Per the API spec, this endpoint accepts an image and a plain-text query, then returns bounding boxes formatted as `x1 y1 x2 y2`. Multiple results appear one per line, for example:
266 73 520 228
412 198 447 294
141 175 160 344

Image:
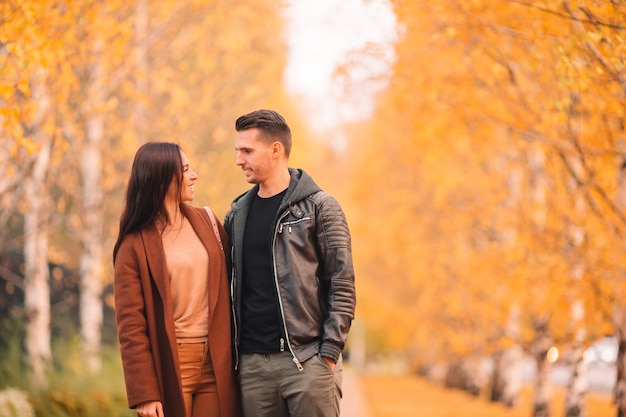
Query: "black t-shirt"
239 189 287 353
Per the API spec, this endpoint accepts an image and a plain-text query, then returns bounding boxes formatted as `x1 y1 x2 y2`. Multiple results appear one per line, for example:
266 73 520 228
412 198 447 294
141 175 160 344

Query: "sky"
283 0 397 134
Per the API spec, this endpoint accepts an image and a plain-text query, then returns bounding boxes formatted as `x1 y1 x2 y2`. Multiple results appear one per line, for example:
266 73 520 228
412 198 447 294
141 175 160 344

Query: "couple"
113 109 356 417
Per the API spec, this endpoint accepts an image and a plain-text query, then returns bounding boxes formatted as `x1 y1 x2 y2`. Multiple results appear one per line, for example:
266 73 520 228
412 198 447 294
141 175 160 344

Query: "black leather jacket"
224 168 356 369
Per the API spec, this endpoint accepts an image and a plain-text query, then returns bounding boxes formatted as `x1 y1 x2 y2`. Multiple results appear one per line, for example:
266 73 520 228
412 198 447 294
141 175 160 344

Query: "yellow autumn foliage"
347 0 626 368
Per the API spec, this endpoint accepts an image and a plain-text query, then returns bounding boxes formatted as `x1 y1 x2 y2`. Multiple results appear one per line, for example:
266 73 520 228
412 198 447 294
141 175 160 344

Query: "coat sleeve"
114 236 161 408
316 193 356 362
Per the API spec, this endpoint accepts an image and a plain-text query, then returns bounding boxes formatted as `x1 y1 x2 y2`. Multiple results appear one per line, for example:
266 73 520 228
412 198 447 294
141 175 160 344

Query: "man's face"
235 128 274 185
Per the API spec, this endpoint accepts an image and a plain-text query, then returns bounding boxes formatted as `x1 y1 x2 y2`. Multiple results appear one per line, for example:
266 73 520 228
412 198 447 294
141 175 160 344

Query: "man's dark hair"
235 109 292 157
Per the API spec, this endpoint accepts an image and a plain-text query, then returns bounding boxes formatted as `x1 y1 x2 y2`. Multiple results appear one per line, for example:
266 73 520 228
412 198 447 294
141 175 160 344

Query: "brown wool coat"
114 204 241 417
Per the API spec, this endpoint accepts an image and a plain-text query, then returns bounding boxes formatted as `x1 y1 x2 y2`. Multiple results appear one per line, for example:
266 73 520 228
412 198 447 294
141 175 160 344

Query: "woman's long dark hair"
113 142 183 262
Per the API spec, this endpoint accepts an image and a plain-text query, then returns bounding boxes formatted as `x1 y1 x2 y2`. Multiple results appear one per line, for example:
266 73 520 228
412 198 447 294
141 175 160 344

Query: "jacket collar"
230 168 322 214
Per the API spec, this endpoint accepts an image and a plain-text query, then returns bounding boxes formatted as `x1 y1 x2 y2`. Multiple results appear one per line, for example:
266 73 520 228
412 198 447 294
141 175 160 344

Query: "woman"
113 142 241 417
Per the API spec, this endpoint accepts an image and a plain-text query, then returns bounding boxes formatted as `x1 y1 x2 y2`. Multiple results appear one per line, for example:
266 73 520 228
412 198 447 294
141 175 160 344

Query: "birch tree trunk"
444 356 484 396
528 146 553 417
490 142 523 407
349 320 367 373
532 318 553 417
80 38 105 374
491 305 522 407
564 98 588 417
615 309 626 417
23 70 52 387
134 0 148 144
566 306 588 417
24 154 51 386
614 140 626 417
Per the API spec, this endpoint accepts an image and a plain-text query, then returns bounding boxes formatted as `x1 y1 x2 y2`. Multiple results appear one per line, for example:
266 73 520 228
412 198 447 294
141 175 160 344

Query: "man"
224 109 356 417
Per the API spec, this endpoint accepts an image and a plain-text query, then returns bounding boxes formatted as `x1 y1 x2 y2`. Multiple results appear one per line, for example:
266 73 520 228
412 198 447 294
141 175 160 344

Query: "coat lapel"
182 204 224 326
140 225 179 362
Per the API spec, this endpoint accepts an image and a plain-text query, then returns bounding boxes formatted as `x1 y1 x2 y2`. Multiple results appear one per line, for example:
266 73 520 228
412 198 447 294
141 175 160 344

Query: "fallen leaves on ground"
361 373 614 417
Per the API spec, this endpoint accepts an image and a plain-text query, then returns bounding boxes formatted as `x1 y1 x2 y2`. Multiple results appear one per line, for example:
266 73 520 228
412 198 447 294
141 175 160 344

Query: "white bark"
566 310 588 417
491 304 522 407
134 0 149 143
528 147 553 417
490 141 523 407
349 320 367 373
79 38 105 373
614 140 626 417
80 125 104 373
564 108 588 417
444 356 485 396
24 168 51 386
23 70 52 386
614 308 626 417
531 317 553 417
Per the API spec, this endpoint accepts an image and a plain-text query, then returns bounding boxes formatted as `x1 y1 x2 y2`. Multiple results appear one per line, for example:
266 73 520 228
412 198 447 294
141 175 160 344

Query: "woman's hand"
136 400 164 417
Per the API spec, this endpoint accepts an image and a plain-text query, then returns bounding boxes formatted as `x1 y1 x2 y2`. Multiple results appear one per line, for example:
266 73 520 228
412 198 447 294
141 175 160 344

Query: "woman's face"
166 150 198 203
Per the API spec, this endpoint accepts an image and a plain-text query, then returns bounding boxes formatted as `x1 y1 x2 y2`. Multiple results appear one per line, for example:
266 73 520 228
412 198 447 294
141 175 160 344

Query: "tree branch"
563 0 626 89
508 0 626 30
0 263 23 291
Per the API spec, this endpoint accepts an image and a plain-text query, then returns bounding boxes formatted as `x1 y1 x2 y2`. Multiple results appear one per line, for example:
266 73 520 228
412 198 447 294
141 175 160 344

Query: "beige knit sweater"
161 215 209 342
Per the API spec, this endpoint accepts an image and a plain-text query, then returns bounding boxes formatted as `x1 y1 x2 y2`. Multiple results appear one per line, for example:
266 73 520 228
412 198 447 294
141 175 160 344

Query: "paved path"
341 368 371 417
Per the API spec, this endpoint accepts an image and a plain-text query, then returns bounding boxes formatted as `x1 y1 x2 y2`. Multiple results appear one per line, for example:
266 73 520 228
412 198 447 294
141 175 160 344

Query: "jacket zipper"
274 209 304 371
278 217 312 233
231 243 240 370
